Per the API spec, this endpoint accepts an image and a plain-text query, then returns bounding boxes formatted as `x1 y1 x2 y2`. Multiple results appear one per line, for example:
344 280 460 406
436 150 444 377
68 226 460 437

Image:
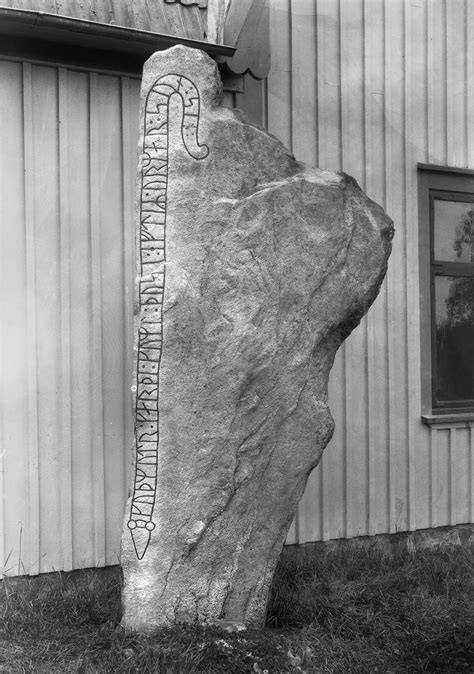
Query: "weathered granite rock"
120 44 393 632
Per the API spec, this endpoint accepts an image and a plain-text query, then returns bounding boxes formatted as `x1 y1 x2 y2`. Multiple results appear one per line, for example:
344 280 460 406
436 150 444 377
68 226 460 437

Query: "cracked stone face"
120 44 393 632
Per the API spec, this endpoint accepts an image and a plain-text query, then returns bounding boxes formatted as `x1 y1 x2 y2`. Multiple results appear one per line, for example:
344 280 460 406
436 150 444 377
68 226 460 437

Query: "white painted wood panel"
67 68 95 569
406 1 430 534
0 58 139 576
58 66 74 572
340 0 368 540
365 0 390 536
266 0 474 544
0 60 31 575
23 62 41 574
293 0 325 544
1 0 474 575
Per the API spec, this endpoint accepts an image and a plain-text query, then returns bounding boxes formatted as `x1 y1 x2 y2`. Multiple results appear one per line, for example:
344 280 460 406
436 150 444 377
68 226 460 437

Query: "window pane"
433 199 474 262
434 275 474 405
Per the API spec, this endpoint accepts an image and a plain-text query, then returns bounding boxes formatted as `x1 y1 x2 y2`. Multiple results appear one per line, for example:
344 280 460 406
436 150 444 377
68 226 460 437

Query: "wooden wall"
265 0 473 544
0 56 271 578
1 0 473 577
0 0 207 40
0 57 139 575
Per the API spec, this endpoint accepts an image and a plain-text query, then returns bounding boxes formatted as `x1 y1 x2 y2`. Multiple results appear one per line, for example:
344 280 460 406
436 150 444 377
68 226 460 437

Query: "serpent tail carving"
127 74 209 560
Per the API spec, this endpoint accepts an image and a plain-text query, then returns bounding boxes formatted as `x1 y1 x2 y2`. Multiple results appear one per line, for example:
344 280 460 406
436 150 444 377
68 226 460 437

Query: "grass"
0 544 472 672
269 543 473 672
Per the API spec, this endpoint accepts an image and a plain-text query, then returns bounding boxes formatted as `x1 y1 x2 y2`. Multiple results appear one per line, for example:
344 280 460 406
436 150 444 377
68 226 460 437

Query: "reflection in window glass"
434 275 474 405
434 199 474 263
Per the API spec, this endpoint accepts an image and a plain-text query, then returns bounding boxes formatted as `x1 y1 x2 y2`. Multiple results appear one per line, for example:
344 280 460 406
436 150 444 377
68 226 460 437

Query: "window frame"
418 164 474 424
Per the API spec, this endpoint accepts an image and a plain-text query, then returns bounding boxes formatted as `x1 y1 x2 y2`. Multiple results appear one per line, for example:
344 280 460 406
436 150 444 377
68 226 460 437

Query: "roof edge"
0 7 235 58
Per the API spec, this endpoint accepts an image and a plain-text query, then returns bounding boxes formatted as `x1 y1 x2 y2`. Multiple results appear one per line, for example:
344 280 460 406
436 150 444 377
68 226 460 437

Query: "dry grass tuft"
0 544 472 672
268 544 474 671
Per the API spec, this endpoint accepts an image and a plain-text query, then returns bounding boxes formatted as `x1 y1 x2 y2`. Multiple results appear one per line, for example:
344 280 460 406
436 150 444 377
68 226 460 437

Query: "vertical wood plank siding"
0 60 32 575
1 0 473 574
267 0 474 544
89 70 107 568
23 62 41 574
58 67 73 571
0 58 138 574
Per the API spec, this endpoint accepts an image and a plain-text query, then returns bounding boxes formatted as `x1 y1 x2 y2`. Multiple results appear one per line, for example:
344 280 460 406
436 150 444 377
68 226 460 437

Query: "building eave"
0 7 235 60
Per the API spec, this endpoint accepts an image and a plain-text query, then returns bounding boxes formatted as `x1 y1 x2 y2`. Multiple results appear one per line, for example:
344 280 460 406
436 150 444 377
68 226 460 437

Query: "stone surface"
120 44 393 632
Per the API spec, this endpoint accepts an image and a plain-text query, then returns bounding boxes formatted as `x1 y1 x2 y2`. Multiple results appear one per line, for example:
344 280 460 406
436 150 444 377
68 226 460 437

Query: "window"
418 165 474 422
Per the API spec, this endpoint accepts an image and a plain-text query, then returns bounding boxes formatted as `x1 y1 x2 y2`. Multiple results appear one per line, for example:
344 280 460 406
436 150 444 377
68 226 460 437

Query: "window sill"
422 413 474 427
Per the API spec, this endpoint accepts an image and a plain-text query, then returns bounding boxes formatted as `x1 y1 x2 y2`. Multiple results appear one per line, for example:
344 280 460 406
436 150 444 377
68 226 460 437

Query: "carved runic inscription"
128 74 209 560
